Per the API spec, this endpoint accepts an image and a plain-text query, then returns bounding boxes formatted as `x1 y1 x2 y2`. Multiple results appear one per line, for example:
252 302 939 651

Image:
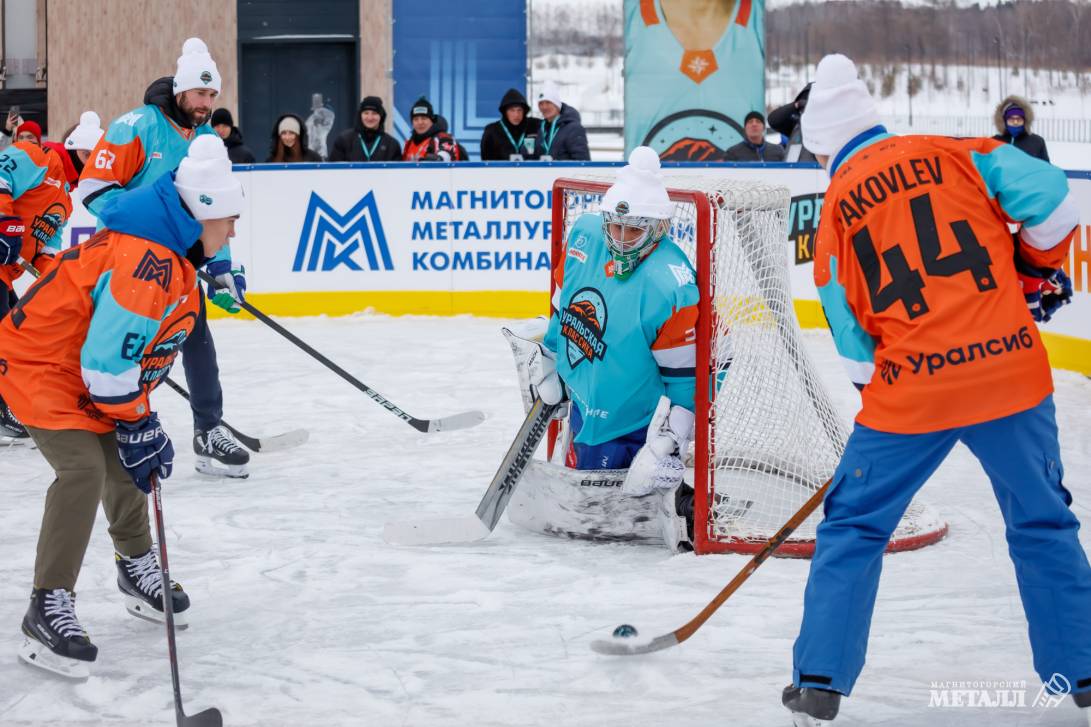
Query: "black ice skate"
116 549 191 629
658 483 695 553
194 424 250 478
783 684 841 726
1075 688 1091 726
0 393 29 440
19 588 97 679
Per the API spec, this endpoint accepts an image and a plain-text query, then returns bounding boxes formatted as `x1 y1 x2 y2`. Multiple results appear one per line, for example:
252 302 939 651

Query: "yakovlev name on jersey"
560 287 608 367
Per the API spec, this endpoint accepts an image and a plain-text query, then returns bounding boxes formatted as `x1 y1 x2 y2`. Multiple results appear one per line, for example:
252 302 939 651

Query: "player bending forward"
511 146 700 551
0 136 244 679
783 54 1090 726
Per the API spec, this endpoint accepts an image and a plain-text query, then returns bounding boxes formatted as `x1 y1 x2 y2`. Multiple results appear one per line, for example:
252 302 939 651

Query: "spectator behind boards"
328 96 402 162
767 83 816 162
402 97 462 162
993 95 1049 162
723 111 786 162
480 89 540 161
267 114 321 163
534 81 590 161
211 109 256 164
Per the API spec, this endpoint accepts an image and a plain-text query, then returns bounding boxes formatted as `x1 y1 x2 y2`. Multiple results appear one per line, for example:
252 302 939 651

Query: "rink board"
61 162 1091 373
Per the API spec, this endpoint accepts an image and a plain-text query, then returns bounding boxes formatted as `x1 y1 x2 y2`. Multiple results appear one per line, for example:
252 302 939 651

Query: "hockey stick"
383 396 562 545
150 475 223 727
15 259 306 454
197 270 486 434
591 476 832 656
159 377 308 453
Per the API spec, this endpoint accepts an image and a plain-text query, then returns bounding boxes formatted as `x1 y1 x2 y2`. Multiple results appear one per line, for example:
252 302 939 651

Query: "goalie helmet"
599 146 672 280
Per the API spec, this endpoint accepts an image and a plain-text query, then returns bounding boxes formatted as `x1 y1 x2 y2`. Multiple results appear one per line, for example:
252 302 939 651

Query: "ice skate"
657 482 695 553
0 394 29 440
18 588 97 680
1074 690 1091 725
783 685 841 726
194 424 250 478
116 549 191 629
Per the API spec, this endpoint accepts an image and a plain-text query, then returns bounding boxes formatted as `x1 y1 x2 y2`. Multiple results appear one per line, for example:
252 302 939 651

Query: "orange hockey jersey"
0 141 72 287
813 133 1077 434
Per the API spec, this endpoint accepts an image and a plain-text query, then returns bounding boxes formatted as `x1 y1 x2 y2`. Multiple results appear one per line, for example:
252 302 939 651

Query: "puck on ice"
612 624 638 639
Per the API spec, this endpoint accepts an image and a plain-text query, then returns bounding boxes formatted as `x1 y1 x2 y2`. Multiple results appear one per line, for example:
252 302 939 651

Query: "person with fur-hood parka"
992 95 1049 162
328 96 402 162
267 113 322 163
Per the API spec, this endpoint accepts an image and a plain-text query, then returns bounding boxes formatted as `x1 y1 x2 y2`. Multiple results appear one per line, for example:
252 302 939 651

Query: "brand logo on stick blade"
133 250 173 291
560 287 608 368
293 191 394 273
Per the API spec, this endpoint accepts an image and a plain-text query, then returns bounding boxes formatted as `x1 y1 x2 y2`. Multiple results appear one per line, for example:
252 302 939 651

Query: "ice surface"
1 314 1088 726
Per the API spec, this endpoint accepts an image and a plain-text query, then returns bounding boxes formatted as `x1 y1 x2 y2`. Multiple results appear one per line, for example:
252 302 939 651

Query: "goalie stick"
197 271 486 434
159 378 308 453
16 260 307 454
591 477 832 656
383 397 562 545
150 476 223 727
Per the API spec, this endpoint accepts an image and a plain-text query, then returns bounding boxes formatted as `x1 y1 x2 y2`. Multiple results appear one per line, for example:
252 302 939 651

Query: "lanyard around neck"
359 134 381 160
500 123 525 154
542 119 560 153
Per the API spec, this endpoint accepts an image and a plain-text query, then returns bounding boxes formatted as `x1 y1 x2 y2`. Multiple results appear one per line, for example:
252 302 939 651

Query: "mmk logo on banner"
293 191 394 272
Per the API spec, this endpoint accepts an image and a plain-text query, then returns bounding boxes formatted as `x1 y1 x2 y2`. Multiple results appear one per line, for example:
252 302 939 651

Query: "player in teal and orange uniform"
781 54 1091 725
0 135 244 680
0 140 73 440
78 37 252 478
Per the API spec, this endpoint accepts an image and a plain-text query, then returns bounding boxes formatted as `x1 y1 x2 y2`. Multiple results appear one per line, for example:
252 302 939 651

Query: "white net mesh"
556 175 946 555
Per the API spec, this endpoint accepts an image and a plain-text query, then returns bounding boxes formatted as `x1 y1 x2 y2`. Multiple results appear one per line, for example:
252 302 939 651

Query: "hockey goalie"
505 146 700 552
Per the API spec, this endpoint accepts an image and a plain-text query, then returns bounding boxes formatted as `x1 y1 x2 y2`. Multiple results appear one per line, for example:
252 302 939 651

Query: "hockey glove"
205 259 247 314
0 214 25 266
622 396 695 498
1017 265 1073 323
527 343 566 406
116 413 174 494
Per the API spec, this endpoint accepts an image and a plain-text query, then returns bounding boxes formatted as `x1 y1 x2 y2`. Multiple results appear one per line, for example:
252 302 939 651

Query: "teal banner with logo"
624 0 765 160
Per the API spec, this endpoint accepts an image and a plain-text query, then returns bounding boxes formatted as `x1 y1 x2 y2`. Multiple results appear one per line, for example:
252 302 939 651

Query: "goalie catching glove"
622 396 694 497
205 259 246 314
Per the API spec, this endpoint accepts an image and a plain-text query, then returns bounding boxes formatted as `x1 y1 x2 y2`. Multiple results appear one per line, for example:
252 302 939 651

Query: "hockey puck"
612 624 638 639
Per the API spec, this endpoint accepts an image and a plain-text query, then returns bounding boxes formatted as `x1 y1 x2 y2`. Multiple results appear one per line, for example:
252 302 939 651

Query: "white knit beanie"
537 81 563 110
64 111 104 151
174 135 243 220
801 54 880 159
173 37 222 94
600 146 672 219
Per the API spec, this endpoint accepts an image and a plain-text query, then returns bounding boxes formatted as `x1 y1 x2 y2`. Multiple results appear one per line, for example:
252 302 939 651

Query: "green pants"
26 426 152 591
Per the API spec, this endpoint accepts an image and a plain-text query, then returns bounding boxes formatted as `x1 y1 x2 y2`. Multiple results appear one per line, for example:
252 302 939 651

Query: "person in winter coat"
480 89 540 161
328 96 402 162
211 109 255 163
768 82 816 162
402 97 462 162
992 95 1049 162
533 81 590 161
723 111 786 162
267 114 322 163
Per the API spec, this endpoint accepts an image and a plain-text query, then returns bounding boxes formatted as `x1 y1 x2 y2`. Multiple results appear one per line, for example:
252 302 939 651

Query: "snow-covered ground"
1 315 1089 726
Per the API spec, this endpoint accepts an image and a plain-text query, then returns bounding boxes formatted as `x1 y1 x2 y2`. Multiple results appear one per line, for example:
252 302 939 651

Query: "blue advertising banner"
624 0 765 160
392 0 528 161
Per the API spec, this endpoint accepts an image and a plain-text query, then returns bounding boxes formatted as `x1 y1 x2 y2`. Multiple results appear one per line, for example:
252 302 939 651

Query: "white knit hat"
600 146 672 219
64 111 104 151
537 81 562 110
174 135 243 220
801 54 880 159
173 37 222 94
278 116 301 135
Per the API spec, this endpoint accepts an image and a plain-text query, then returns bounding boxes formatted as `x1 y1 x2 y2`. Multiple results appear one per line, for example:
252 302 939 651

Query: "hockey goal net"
550 175 948 557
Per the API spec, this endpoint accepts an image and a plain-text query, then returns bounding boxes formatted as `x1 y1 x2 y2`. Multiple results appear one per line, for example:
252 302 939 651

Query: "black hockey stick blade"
590 478 833 657
160 377 308 453
197 271 486 435
383 398 561 545
179 707 223 727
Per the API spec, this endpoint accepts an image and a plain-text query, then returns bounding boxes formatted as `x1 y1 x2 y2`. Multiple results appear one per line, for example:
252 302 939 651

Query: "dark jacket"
767 83 816 162
222 127 256 164
267 114 322 163
144 76 199 130
533 104 590 161
723 139 786 162
480 89 541 161
328 98 402 162
991 94 1049 162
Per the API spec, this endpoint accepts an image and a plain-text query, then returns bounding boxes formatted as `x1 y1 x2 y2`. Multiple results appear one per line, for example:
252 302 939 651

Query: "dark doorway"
239 41 356 161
